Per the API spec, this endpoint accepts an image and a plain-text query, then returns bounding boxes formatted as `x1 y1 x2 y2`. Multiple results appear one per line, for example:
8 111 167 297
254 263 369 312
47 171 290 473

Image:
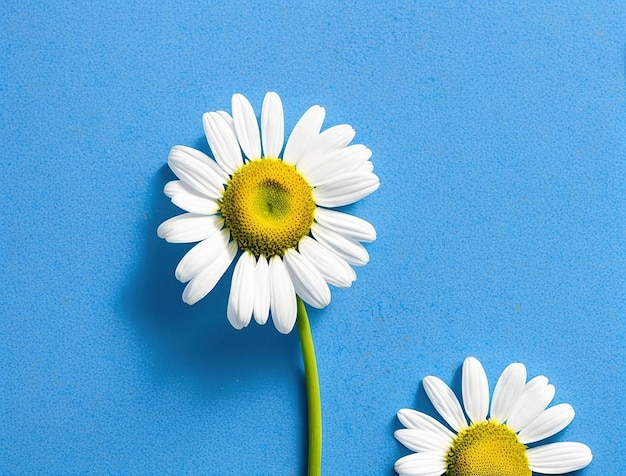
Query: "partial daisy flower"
394 357 592 476
157 92 378 334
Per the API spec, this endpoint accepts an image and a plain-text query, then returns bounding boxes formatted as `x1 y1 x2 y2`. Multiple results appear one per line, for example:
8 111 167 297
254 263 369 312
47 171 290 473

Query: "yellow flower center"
220 158 315 257
446 421 530 476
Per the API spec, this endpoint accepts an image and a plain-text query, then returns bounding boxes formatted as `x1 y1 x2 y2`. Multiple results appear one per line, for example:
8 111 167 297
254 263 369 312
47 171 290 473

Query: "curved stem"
296 297 322 476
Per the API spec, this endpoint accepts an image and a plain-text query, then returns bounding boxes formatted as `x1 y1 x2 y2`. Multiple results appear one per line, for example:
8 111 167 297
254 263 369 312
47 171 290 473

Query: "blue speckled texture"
1 1 624 474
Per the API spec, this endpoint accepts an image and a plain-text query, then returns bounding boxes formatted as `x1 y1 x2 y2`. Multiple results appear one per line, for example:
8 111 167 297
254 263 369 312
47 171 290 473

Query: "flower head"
394 357 592 476
158 92 379 334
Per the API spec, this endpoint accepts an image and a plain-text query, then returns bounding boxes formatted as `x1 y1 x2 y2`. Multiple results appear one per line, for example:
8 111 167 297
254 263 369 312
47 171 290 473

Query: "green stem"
296 297 322 476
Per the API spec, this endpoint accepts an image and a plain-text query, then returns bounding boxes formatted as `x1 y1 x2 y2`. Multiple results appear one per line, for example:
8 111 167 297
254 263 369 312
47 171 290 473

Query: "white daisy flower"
394 357 593 476
157 92 379 334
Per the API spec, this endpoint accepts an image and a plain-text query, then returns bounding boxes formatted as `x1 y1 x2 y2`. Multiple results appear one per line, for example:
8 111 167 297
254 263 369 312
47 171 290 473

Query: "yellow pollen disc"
220 158 315 258
446 421 530 476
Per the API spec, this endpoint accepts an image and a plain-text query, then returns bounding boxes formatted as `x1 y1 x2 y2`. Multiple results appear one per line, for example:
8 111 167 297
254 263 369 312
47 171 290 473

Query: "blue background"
1 1 624 474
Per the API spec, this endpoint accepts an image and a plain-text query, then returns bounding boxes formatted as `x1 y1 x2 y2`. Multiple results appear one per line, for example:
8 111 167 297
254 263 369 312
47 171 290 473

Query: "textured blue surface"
1 1 624 474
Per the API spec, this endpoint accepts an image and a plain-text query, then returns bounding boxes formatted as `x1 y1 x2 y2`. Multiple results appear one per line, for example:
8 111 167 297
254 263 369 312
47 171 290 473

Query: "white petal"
396 409 456 441
422 376 467 432
302 144 372 186
283 249 331 309
314 208 376 242
226 252 255 330
338 143 372 163
164 181 219 215
394 452 447 476
359 160 375 172
306 124 355 156
232 93 261 160
462 357 489 423
506 376 555 432
253 255 270 325
296 124 356 174
215 110 236 135
203 112 244 175
311 223 369 266
182 240 237 304
164 179 209 203
298 236 355 288
172 144 220 168
157 213 223 244
171 194 219 216
167 146 227 199
261 92 284 158
163 180 187 198
283 105 325 165
490 362 527 422
317 160 375 184
175 229 230 282
268 256 297 334
313 172 380 207
527 442 593 474
394 429 452 454
517 403 575 444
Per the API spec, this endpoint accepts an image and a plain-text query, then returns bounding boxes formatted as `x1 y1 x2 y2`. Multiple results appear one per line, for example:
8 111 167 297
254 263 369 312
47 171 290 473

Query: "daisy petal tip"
506 362 527 379
274 317 296 334
181 288 200 305
173 266 186 283
394 452 447 476
167 144 184 158
396 409 406 420
254 313 269 326
163 180 178 198
268 256 297 334
275 305 297 333
226 309 249 331
227 316 245 331
156 224 165 239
